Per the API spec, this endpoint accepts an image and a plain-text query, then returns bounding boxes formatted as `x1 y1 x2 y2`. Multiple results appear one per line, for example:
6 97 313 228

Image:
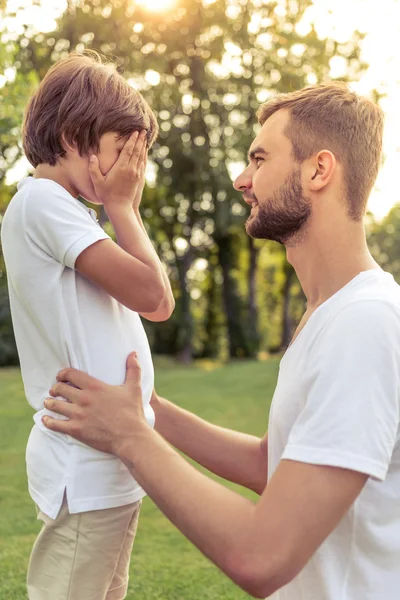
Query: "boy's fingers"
136 145 147 182
119 131 139 166
140 138 148 165
88 155 103 185
138 146 146 175
129 131 147 169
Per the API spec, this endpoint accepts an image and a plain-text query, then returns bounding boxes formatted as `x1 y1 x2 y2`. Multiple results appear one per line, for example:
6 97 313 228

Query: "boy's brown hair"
257 82 384 220
22 50 158 167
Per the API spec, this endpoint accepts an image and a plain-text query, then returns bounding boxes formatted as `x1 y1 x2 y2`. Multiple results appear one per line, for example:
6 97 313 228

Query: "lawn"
0 357 279 599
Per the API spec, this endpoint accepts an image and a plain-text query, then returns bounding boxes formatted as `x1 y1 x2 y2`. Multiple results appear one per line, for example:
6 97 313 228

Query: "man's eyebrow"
248 147 269 161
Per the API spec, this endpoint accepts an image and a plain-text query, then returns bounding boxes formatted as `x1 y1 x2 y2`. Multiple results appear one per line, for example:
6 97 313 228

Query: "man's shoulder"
323 272 400 326
305 276 400 358
323 296 400 354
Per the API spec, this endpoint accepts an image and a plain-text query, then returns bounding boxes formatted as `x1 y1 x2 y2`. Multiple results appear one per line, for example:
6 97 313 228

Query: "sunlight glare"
135 0 177 12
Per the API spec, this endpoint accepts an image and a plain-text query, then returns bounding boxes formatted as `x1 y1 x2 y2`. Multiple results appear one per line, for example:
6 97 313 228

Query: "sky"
2 0 400 220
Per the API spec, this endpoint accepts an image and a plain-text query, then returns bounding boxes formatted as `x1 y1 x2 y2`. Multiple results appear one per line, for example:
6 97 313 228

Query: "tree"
0 0 368 362
368 205 400 283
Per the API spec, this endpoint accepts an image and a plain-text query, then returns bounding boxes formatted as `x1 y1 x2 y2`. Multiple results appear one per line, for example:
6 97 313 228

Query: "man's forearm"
152 394 268 494
117 426 260 593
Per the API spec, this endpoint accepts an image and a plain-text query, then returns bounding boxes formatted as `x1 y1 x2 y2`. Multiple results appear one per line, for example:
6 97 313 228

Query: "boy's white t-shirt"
268 269 400 600
1 176 155 518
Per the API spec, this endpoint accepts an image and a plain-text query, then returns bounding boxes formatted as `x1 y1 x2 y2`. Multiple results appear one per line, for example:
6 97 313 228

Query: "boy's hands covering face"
89 130 147 213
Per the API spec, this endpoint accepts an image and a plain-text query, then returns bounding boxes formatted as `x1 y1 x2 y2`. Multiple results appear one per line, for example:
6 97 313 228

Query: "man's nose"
233 167 252 192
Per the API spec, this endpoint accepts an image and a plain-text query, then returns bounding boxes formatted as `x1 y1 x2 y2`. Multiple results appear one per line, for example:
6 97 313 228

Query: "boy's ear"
61 132 77 153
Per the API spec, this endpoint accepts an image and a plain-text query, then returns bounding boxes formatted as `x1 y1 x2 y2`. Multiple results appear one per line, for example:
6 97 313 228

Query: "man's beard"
245 168 311 245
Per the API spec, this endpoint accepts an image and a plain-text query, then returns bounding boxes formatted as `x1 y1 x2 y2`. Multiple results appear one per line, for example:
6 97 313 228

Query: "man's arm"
152 392 268 495
116 434 366 598
42 357 367 598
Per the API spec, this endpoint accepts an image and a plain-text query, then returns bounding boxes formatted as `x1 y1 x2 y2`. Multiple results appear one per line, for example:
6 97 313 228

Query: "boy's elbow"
164 295 176 319
143 284 166 313
143 295 175 322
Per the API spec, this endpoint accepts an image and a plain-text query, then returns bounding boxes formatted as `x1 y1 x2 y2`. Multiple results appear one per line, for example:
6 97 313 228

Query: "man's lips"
243 194 258 207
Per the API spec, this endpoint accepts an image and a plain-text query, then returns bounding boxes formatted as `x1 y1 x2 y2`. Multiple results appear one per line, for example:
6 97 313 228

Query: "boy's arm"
139 267 175 322
76 130 173 317
75 211 166 314
133 208 175 322
152 391 268 494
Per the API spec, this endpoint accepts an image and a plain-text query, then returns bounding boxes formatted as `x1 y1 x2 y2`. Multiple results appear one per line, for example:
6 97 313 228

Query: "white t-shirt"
1 176 155 518
268 269 400 600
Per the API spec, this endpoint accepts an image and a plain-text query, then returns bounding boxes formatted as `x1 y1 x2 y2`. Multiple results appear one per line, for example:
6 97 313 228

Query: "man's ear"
305 150 336 192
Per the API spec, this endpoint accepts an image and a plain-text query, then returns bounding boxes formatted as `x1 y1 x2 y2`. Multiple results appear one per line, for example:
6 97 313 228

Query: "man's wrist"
113 422 155 467
150 389 162 412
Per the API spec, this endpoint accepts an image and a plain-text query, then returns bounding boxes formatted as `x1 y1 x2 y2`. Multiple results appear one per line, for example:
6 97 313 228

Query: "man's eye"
255 157 264 166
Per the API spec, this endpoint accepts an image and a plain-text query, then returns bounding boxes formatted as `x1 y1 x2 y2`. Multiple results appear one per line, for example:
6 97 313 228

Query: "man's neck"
286 219 380 310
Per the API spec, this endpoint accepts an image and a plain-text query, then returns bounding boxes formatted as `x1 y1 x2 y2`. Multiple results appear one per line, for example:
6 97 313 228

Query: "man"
43 83 400 599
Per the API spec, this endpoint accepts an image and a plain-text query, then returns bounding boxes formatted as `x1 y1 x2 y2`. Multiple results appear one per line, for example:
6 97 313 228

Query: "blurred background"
0 0 400 366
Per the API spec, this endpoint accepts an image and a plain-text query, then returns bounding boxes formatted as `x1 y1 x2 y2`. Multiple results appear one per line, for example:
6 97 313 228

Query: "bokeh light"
135 0 177 13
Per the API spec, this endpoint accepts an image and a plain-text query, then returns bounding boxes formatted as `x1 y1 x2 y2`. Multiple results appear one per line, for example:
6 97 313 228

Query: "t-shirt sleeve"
282 300 400 481
24 182 110 269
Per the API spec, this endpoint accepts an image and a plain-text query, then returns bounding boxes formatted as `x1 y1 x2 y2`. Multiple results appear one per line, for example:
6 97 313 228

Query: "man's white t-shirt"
1 176 155 518
268 269 400 600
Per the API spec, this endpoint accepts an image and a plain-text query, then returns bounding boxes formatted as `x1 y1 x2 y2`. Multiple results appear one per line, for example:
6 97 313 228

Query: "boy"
1 51 174 600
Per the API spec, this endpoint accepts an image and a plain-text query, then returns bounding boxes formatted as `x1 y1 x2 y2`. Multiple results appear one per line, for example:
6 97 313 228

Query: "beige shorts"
27 493 142 600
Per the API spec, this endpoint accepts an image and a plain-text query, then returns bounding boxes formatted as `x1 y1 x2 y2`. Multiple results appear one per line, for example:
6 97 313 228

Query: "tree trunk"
247 236 260 353
217 234 253 358
175 248 194 364
201 253 220 358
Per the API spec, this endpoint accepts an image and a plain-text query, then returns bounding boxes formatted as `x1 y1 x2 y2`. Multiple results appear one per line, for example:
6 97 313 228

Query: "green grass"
0 357 279 599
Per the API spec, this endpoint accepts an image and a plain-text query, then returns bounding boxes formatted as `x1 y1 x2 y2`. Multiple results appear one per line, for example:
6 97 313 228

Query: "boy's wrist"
105 202 133 219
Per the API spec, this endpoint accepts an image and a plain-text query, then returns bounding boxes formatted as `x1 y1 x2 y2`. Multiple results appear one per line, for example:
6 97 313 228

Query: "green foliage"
0 284 18 366
0 0 370 363
368 204 400 282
